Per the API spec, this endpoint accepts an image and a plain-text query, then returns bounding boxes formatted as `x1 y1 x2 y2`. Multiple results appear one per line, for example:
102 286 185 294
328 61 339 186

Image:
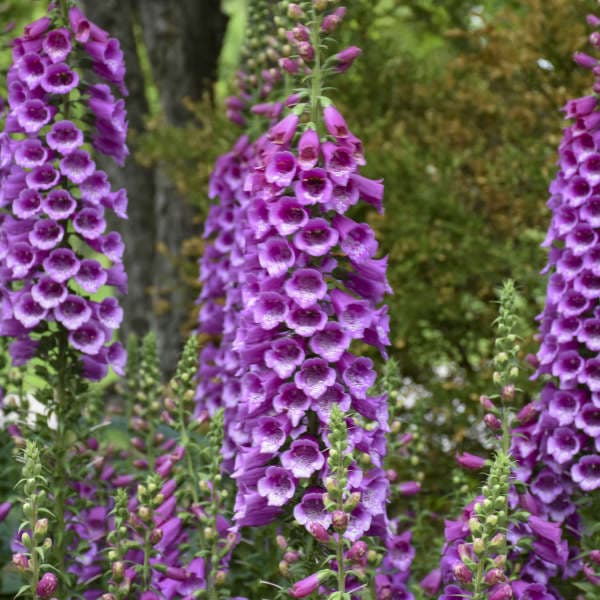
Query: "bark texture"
82 0 228 373
82 0 158 340
138 0 228 373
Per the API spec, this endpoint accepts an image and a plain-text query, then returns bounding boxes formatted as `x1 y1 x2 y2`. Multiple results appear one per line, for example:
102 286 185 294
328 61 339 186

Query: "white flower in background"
0 393 57 430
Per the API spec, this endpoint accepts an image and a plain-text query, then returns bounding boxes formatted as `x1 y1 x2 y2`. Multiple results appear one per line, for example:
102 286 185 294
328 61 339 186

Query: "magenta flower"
455 452 486 470
571 455 600 491
0 5 128 379
257 466 296 507
36 573 58 598
281 438 324 478
289 573 321 598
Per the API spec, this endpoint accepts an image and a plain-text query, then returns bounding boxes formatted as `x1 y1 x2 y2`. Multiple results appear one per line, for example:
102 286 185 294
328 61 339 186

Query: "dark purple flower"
571 455 600 491
257 466 296 506
281 438 324 478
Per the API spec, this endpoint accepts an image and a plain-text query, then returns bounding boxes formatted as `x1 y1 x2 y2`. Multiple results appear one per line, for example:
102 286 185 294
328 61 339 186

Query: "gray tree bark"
82 0 158 339
82 0 228 373
137 0 228 374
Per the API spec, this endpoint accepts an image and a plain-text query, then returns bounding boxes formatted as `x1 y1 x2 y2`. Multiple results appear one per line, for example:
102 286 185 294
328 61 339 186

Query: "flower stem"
335 441 346 593
336 539 346 594
309 5 322 127
29 497 40 600
142 528 152 590
53 336 69 597
178 406 199 505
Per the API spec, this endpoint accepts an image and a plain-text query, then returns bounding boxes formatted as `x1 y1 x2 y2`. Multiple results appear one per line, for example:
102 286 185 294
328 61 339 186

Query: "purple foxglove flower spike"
0 6 128 379
499 14 600 597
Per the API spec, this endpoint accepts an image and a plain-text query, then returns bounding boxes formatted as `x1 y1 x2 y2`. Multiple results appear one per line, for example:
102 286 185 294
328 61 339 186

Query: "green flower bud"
472 538 485 555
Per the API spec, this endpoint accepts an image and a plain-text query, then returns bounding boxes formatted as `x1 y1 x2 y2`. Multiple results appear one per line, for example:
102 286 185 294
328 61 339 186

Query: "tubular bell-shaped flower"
195 1 409 596
503 12 600 595
0 5 128 380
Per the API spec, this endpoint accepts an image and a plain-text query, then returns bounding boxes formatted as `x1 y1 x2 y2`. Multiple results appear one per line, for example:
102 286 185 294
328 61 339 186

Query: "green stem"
335 447 346 594
336 538 346 595
309 5 322 127
472 560 484 600
30 498 40 600
142 529 152 590
59 0 69 22
53 337 69 599
178 403 199 505
206 474 220 600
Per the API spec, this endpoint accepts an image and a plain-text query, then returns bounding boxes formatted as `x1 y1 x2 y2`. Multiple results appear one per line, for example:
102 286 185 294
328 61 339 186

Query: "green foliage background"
146 0 594 587
0 0 597 595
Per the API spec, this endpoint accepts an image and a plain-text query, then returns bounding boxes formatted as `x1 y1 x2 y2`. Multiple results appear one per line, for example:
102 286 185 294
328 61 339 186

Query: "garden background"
0 0 595 597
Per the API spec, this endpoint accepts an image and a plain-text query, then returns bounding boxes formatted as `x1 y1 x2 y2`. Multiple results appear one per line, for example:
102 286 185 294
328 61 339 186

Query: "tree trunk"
138 0 228 373
83 0 228 373
81 0 158 340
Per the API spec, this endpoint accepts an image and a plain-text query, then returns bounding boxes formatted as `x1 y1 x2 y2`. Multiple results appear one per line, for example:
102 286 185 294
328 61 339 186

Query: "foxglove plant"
433 282 520 598
196 1 402 596
0 3 128 595
196 0 296 471
14 440 56 600
506 10 600 596
0 4 128 377
97 334 243 600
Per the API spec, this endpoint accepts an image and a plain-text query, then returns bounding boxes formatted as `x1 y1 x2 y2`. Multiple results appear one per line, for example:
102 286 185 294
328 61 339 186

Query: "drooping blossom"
0 6 128 380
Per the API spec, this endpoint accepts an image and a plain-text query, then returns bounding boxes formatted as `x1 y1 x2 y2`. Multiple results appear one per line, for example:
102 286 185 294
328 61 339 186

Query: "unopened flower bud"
332 510 348 532
131 437 145 451
34 517 48 538
479 395 495 411
347 541 368 563
112 561 125 582
468 517 482 534
490 533 505 548
486 514 499 526
516 402 539 424
453 562 472 584
284 551 299 563
287 3 304 19
215 570 226 585
590 550 600 565
325 477 338 492
150 528 163 545
308 522 330 543
485 568 505 585
484 413 502 430
385 468 398 482
501 384 515 401
343 491 361 511
279 560 290 576
494 555 507 569
12 553 29 571
137 506 152 522
276 534 288 550
37 572 58 598
472 538 485 555
297 41 314 62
